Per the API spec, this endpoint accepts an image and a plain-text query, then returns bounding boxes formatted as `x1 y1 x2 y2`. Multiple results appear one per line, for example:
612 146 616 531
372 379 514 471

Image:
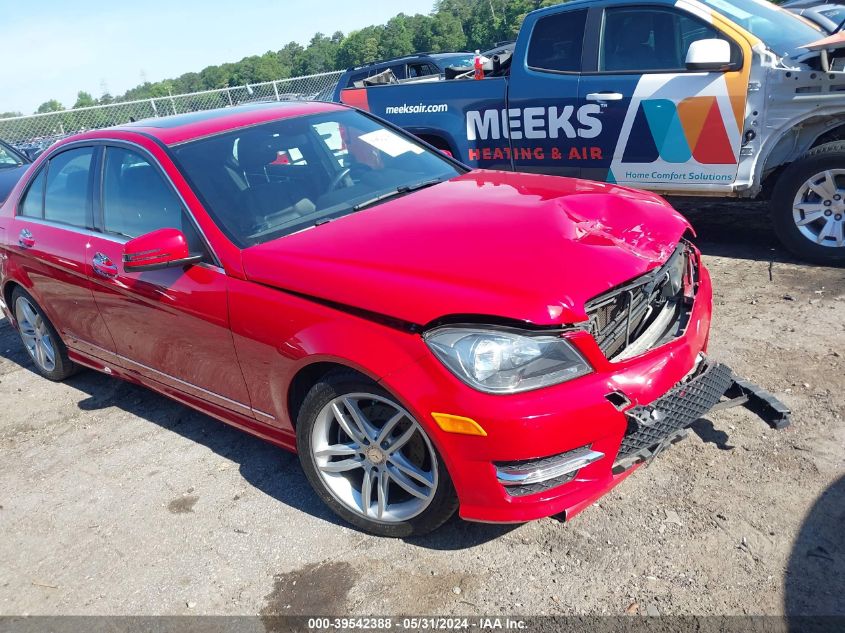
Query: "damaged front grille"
586 241 697 360
616 361 734 465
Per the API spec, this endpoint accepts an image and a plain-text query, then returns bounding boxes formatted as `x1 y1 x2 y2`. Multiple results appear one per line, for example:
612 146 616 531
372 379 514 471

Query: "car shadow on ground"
689 418 735 451
785 474 845 623
0 318 512 549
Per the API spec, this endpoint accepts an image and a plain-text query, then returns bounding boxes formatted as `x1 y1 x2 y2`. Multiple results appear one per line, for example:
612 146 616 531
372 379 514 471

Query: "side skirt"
67 348 298 453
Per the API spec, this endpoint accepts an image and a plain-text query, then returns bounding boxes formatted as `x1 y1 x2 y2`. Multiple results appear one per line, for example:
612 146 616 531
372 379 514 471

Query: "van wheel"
296 370 458 537
11 287 78 381
771 142 845 264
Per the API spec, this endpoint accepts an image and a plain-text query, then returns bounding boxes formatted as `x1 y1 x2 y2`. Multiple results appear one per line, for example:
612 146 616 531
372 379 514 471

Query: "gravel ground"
0 202 842 617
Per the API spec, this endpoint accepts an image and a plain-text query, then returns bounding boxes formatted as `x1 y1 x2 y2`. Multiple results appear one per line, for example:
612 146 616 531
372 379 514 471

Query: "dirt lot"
0 203 842 617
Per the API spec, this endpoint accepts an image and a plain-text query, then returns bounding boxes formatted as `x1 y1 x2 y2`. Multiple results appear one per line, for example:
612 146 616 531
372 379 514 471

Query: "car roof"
76 101 347 146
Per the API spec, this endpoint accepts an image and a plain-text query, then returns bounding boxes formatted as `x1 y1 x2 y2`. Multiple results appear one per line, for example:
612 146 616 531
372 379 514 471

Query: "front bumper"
381 253 787 524
379 262 719 524
612 359 734 472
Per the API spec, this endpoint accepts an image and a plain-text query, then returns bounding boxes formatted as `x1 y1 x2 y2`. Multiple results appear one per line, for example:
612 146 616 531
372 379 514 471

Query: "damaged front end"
583 241 791 475
585 240 697 362
612 358 791 474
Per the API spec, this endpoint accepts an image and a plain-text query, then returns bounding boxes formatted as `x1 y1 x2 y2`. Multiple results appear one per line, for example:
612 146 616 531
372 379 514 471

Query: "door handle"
92 252 118 279
18 228 35 248
586 92 624 102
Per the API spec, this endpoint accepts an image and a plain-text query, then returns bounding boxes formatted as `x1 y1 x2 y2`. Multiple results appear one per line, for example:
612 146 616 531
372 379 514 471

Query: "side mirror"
123 228 202 272
685 39 732 72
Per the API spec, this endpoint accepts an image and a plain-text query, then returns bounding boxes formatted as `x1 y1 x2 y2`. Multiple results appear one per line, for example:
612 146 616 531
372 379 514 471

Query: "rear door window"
19 169 46 218
527 9 588 73
101 146 202 249
408 62 437 78
43 147 94 228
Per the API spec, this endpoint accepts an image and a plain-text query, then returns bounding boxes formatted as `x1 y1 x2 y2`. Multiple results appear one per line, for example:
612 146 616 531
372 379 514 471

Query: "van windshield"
698 0 822 55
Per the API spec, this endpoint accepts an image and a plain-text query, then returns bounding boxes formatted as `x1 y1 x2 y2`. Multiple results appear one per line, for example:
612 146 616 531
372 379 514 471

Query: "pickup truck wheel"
296 370 458 537
11 287 78 381
771 142 845 263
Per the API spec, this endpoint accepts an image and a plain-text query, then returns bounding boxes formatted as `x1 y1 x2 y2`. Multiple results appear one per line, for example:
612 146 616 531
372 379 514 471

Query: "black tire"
771 141 845 264
296 370 458 537
10 286 79 381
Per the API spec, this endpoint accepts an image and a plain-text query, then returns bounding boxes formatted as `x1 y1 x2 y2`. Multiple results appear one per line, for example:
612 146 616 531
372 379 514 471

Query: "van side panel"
340 78 510 169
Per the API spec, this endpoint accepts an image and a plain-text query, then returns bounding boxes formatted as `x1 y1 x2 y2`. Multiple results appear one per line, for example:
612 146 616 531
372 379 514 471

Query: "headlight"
424 327 592 394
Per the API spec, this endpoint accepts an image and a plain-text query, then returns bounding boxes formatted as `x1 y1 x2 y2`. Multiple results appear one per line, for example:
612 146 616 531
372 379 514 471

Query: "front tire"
771 142 845 264
11 287 78 381
296 370 458 537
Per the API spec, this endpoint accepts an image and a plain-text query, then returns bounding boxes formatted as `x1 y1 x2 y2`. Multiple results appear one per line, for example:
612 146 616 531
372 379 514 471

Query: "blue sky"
0 0 435 114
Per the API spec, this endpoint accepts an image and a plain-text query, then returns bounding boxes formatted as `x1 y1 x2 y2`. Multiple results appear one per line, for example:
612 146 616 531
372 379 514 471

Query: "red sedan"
0 102 726 536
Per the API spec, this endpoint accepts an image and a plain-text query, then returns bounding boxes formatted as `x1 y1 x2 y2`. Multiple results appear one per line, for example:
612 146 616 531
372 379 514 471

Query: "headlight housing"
424 327 592 394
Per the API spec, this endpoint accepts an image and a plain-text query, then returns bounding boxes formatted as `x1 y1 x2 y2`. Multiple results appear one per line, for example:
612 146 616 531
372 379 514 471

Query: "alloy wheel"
15 296 56 373
310 393 438 523
792 169 845 248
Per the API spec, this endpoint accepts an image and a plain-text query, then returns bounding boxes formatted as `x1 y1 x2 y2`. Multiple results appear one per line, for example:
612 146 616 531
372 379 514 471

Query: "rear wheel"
11 287 78 381
771 142 845 263
296 370 457 537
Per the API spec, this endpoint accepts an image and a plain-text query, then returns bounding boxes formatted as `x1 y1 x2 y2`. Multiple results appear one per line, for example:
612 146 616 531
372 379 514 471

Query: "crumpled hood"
241 170 691 326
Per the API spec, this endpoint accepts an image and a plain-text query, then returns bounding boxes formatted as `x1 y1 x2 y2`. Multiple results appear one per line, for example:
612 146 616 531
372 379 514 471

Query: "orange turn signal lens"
431 413 487 437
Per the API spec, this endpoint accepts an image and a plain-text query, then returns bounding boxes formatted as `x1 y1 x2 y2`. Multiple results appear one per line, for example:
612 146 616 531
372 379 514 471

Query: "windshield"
437 54 475 68
698 0 822 55
0 142 25 169
819 7 845 24
172 110 462 247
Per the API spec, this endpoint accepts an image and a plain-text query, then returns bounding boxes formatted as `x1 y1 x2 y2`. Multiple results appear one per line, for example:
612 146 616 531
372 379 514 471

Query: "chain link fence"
0 70 343 155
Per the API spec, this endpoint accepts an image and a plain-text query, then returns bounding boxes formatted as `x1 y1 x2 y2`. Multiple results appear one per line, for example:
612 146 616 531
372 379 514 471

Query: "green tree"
295 33 340 75
0 111 23 119
198 65 230 90
338 27 383 67
429 11 467 51
407 14 436 52
277 41 305 75
36 100 64 114
73 91 97 109
380 15 416 58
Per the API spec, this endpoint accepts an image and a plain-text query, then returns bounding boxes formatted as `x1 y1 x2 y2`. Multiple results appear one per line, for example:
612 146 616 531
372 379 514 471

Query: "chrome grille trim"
495 446 604 496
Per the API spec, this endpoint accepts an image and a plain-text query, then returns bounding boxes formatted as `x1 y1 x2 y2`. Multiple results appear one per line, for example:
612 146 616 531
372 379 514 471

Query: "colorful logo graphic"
622 96 736 165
